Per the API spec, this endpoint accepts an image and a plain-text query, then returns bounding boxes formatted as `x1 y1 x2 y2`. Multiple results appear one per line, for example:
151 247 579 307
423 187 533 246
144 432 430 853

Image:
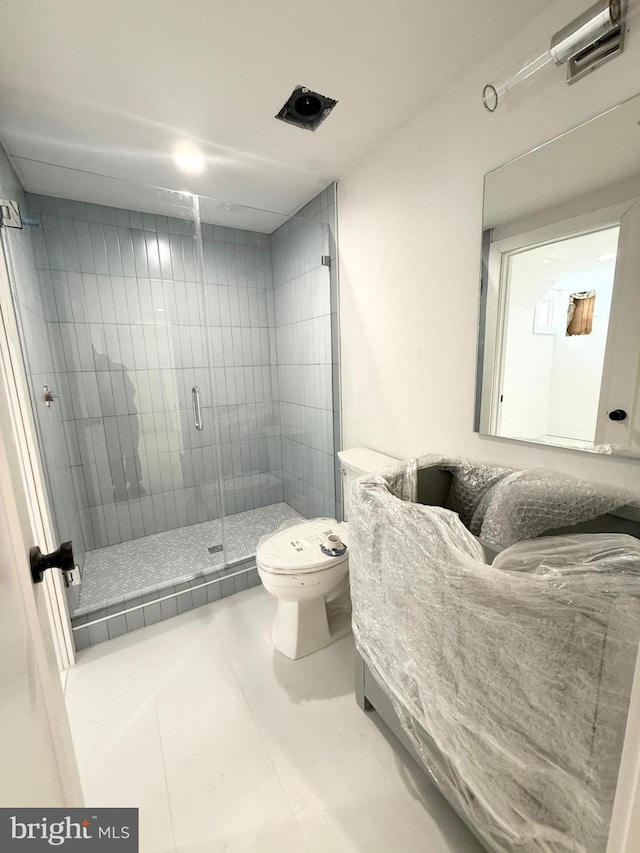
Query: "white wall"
337 0 640 490
500 269 554 440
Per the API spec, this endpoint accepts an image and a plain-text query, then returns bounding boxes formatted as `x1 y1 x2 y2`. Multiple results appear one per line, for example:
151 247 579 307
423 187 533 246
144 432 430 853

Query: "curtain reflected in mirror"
566 291 595 336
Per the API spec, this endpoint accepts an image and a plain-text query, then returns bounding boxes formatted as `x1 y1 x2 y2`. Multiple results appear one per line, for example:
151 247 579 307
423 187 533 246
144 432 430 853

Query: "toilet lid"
256 519 349 573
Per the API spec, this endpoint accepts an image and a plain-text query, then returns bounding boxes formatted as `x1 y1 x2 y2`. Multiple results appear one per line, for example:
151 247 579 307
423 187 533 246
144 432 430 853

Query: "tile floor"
78 502 301 610
65 586 485 853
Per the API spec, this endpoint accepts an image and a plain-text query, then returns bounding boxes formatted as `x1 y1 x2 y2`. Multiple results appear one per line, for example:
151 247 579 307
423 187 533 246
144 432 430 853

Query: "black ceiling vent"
275 86 337 132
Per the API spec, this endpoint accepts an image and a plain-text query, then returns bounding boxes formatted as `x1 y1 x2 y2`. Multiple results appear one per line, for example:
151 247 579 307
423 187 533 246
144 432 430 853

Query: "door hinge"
0 198 22 229
321 255 331 267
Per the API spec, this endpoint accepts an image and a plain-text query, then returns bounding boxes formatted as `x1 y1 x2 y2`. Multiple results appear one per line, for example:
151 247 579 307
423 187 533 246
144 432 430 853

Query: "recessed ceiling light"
173 146 206 174
597 252 616 262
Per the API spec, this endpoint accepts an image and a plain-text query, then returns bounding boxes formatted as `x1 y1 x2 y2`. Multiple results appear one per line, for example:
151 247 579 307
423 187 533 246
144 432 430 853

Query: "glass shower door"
194 191 338 553
4 175 229 626
2 154 339 648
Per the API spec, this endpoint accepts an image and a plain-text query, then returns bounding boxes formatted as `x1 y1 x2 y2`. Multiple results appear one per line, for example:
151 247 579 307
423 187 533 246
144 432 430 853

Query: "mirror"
476 92 640 458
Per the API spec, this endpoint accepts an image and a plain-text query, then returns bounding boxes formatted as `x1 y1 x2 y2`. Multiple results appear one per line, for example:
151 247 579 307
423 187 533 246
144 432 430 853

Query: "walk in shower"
0 149 340 649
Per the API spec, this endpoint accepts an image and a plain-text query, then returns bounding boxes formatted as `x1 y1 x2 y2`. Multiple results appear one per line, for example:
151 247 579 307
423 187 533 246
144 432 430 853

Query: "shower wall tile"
26 191 286 559
25 192 209 554
271 184 340 519
12 178 340 624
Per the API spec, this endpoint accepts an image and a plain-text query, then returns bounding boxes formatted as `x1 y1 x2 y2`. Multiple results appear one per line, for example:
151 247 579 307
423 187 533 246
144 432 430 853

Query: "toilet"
257 447 399 659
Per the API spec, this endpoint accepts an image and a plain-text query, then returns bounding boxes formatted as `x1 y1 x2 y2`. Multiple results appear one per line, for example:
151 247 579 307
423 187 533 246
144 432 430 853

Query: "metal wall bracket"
0 198 22 229
567 24 625 84
321 255 331 267
43 385 58 408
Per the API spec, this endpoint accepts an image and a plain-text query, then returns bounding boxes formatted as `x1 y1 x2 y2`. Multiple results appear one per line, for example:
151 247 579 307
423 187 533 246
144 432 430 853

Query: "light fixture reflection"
173 146 206 174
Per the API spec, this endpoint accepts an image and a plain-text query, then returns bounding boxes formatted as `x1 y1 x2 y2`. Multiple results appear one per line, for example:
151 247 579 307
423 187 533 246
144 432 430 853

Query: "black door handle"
30 541 78 586
608 409 628 422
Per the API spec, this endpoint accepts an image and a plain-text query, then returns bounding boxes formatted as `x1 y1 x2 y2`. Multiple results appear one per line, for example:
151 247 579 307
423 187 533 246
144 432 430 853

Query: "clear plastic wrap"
470 468 636 548
349 461 640 853
493 533 640 576
405 455 635 548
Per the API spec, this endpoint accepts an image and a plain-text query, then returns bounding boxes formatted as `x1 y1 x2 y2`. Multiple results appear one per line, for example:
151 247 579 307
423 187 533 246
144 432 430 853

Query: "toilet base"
272 596 351 660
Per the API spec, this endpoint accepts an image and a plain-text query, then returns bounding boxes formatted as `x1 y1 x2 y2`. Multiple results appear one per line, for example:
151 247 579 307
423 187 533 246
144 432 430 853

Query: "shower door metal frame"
0 233 75 669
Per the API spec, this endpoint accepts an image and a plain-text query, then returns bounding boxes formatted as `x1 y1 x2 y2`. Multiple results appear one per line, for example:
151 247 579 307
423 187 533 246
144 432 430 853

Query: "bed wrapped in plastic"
348 456 640 853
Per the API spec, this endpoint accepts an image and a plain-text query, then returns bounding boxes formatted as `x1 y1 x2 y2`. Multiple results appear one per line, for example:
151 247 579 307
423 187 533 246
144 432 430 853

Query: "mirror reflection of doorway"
497 225 620 447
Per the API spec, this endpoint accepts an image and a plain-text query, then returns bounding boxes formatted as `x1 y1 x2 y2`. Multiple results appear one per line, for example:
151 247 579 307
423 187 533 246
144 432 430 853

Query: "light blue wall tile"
110 276 128 324
206 581 222 604
127 210 142 229
114 209 130 228
52 270 73 321
75 323 94 371
106 614 127 639
182 237 196 280
58 218 80 272
88 504 107 548
89 223 109 275
140 495 156 535
143 601 162 627
117 228 136 277
41 215 65 270
151 493 167 531
144 232 161 279
116 502 133 541
87 620 110 645
98 206 117 226
104 225 123 275
129 502 145 539
130 230 148 277
125 607 145 633
190 582 208 609
66 272 88 322
160 596 178 621
73 626 90 651
81 273 102 320
97 274 116 323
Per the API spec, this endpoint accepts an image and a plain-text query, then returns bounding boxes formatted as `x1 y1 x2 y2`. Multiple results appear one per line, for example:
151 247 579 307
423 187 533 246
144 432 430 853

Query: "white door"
596 199 640 451
0 234 75 669
0 334 83 806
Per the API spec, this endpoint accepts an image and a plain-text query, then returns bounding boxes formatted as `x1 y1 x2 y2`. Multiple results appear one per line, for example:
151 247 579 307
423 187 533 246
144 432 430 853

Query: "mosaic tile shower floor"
77 502 301 611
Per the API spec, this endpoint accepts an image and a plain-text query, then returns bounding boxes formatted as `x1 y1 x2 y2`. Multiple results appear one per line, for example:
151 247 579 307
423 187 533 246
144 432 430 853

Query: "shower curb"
71 559 261 650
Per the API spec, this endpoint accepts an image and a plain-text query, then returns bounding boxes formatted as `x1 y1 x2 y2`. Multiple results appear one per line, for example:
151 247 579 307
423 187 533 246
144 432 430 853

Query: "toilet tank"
337 447 400 520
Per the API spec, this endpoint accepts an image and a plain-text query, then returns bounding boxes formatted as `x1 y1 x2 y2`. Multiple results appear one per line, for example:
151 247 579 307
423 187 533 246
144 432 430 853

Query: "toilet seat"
256 519 349 575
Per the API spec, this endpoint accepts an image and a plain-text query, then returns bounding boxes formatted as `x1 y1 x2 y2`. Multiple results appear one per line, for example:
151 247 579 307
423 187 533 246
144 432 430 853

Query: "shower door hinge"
0 198 22 229
321 255 331 267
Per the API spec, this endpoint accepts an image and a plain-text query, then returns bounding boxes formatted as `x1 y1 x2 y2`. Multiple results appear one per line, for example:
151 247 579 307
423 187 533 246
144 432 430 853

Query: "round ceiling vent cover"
276 86 338 132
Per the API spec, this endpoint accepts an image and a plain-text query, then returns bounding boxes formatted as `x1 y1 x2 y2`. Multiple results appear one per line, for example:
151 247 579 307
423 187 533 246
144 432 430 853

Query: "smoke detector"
275 86 337 132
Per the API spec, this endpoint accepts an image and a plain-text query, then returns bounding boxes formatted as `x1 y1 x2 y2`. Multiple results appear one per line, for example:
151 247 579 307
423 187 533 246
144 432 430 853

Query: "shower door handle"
192 386 204 431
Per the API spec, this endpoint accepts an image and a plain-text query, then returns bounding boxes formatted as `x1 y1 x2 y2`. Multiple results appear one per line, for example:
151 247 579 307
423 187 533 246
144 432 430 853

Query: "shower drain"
207 544 224 555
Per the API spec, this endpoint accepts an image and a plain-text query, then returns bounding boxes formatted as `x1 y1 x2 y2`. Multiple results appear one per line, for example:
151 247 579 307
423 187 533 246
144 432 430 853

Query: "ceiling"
511 226 620 304
485 92 640 231
0 0 555 231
